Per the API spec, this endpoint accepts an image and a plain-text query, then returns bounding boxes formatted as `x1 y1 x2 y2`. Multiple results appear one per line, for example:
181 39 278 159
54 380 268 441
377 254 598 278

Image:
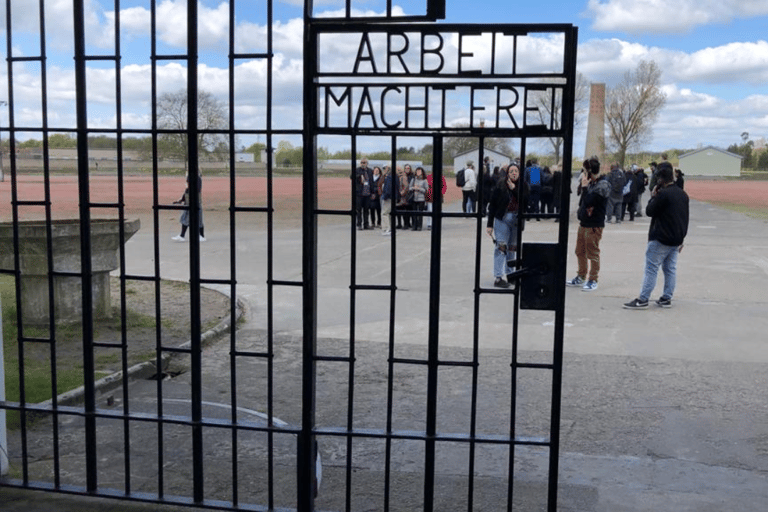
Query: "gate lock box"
520 242 562 311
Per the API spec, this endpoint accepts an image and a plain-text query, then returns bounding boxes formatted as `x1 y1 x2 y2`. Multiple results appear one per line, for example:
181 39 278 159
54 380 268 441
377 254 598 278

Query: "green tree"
757 150 768 170
156 89 228 168
48 133 77 148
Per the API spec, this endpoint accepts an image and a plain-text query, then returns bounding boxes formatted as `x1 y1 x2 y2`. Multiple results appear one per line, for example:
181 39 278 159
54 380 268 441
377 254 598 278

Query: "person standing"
486 165 528 288
425 167 447 230
460 161 477 214
525 159 542 219
623 162 689 309
172 169 205 242
633 165 648 217
352 158 372 230
605 163 626 224
410 167 429 231
380 166 394 236
370 166 382 228
567 157 610 291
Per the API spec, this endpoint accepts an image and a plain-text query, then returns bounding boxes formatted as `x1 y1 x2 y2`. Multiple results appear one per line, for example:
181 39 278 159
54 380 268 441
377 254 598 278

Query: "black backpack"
610 169 625 194
456 169 466 187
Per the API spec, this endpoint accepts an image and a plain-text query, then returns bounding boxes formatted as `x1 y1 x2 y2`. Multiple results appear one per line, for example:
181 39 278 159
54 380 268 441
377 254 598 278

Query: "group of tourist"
353 160 447 236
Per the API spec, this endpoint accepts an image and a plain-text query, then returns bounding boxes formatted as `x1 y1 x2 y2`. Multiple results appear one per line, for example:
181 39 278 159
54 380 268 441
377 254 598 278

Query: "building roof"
679 145 743 160
452 146 512 160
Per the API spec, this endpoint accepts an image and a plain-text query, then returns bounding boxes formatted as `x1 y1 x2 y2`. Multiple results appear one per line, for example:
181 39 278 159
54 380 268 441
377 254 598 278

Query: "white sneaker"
199 235 206 242
382 230 391 236
172 235 186 242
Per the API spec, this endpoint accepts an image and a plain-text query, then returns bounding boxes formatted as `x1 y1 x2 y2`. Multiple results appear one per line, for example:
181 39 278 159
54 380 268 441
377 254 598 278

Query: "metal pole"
0 294 7 476
0 100 6 182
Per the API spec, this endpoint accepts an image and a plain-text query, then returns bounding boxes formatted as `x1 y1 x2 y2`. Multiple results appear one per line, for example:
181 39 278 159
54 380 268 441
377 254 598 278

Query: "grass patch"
1 275 168 430
708 202 768 221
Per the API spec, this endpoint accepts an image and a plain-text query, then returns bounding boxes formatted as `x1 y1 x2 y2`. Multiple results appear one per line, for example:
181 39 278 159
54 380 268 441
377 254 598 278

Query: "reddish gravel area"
684 180 768 210
1 176 764 223
0 175 464 227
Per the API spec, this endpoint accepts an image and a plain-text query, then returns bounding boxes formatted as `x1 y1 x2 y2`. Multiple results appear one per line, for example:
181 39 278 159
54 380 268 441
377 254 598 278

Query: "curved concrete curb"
42 292 246 409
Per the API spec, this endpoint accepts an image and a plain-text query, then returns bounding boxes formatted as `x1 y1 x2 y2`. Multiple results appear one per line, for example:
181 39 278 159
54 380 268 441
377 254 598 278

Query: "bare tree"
157 89 228 167
531 72 590 165
604 60 666 167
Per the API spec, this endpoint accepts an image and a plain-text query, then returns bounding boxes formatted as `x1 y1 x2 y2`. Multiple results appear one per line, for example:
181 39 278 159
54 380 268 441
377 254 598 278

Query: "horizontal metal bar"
7 56 44 62
232 350 272 358
390 357 428 366
515 362 555 370
122 274 158 282
315 355 353 363
268 279 303 287
352 284 393 291
314 209 350 216
313 426 550 445
84 55 118 61
12 200 49 207
21 337 53 344
200 278 234 286
90 202 122 208
231 52 272 59
231 206 271 213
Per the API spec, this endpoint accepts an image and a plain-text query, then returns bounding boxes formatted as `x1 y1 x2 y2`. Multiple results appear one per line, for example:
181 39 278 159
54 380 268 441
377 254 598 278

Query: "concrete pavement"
2 188 768 510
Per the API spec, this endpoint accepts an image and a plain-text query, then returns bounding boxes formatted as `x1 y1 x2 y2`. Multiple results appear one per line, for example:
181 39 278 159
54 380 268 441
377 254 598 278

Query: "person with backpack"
458 161 477 214
620 167 637 221
525 159 542 219
605 163 626 224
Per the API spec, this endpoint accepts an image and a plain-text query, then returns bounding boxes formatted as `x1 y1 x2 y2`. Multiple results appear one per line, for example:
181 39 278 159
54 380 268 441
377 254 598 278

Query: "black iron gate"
1 0 577 510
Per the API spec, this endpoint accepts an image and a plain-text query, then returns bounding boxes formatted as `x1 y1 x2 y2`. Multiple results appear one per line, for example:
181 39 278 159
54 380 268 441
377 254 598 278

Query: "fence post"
0 294 7 476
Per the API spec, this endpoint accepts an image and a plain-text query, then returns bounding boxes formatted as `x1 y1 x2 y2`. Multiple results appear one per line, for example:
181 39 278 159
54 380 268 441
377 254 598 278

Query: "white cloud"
585 0 768 34
579 38 768 85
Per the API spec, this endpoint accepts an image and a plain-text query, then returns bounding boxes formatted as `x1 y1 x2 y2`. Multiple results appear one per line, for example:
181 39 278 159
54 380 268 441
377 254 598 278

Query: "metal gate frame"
1 0 578 510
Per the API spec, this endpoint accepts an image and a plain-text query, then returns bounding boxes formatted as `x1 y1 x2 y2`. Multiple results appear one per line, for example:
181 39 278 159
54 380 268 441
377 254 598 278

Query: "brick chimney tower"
584 83 605 162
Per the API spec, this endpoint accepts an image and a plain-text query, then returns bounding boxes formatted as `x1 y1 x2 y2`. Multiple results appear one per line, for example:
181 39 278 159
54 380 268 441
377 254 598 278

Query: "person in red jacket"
425 167 447 230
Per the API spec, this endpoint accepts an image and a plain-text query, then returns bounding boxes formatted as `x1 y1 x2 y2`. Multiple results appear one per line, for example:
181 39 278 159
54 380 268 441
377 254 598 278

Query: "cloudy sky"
2 0 767 158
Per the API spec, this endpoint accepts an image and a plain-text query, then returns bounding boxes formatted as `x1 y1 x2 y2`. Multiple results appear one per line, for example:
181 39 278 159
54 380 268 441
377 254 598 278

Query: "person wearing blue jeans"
486 165 528 288
624 162 689 309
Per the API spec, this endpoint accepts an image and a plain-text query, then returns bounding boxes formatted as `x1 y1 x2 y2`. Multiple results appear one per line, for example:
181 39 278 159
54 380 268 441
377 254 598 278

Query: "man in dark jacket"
623 162 690 309
567 157 610 291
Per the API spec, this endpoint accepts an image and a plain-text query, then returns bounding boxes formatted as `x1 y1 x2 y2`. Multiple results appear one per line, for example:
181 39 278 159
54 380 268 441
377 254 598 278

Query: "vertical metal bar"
227 0 239 507
547 26 579 512
266 1 277 509
4 0 29 484
149 0 166 498
466 138 479 511
112 0 133 495
345 137 357 512
423 138 444 510
36 0 62 489
72 0 98 493
185 0 205 504
383 135 398 512
299 11 318 512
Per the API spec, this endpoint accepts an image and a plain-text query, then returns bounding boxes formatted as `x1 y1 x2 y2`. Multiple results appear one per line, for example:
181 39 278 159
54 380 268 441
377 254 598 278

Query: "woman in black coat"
485 165 529 288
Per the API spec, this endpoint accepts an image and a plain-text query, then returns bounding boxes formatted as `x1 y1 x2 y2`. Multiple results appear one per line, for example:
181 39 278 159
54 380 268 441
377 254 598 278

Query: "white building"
452 147 513 174
678 146 742 177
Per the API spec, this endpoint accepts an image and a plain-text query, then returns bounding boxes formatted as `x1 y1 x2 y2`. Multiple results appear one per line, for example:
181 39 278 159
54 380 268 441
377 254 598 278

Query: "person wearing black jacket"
567 157 610 291
485 165 528 288
624 162 690 309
